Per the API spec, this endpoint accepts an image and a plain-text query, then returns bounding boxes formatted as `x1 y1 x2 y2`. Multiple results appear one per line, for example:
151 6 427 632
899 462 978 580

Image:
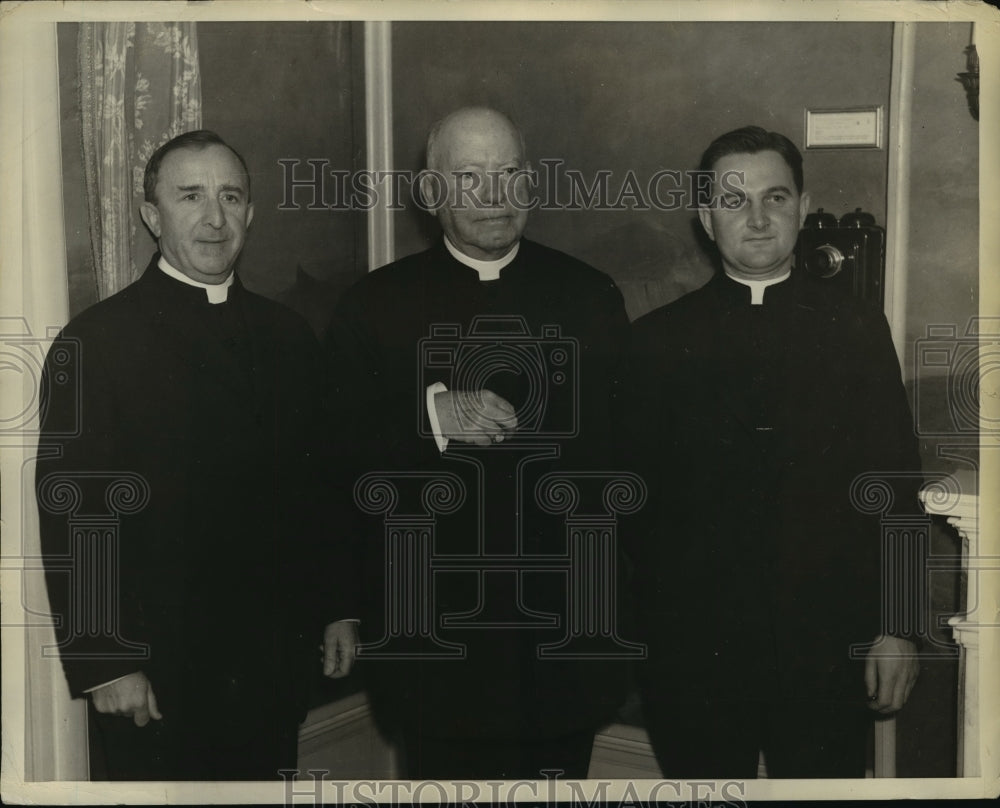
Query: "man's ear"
798 191 811 229
246 201 255 229
418 170 440 218
697 206 716 242
139 201 161 239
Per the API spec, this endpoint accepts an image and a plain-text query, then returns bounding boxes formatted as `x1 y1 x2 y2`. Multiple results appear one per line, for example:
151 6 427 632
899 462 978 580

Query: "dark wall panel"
906 23 979 370
190 21 366 333
391 21 893 319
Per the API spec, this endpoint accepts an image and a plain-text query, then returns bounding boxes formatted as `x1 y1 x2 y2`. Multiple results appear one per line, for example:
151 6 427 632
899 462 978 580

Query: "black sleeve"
280 319 364 635
614 314 675 566
862 308 923 481
35 327 152 696
322 284 442 473
858 307 926 644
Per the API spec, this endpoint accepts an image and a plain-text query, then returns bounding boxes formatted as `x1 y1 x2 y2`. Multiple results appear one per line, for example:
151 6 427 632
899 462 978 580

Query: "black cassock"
325 238 637 777
37 257 351 780
622 271 923 778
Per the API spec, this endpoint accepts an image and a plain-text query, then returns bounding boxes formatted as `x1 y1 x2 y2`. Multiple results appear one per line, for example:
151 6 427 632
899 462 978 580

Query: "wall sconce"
956 22 979 122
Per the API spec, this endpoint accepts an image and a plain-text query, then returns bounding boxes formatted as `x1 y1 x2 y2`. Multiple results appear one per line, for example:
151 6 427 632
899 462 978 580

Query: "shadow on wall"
565 215 717 322
905 374 980 476
274 265 360 338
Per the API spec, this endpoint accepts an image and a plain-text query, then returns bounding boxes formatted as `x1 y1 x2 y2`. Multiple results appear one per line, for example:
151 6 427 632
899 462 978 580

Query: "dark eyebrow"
766 185 794 196
174 184 246 195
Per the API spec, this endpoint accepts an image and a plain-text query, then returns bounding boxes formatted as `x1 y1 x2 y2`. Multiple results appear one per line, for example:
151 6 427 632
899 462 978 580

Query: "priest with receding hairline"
325 107 634 779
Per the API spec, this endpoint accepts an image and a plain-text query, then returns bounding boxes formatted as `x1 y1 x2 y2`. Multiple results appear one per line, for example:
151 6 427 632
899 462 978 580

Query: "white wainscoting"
298 695 888 780
297 693 397 779
297 696 663 779
920 471 980 777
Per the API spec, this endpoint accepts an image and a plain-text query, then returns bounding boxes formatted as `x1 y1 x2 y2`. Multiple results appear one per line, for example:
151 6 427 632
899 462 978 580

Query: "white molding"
884 21 916 367
0 20 89 784
364 21 394 271
298 692 374 746
589 723 660 778
921 478 980 777
297 692 398 778
874 719 896 778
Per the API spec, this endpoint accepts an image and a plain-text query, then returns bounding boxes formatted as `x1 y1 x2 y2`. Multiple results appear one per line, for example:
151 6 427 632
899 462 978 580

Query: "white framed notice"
805 106 884 149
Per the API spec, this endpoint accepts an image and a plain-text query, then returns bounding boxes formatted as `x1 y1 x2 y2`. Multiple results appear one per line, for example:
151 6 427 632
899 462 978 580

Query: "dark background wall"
198 21 366 334
390 22 893 320
57 18 979 779
907 23 979 369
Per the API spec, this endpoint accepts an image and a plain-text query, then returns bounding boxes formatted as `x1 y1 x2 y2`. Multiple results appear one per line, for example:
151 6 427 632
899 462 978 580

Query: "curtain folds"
79 22 201 301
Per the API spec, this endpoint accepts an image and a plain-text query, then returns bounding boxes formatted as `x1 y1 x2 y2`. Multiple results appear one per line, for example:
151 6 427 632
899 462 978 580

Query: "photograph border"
2 0 997 804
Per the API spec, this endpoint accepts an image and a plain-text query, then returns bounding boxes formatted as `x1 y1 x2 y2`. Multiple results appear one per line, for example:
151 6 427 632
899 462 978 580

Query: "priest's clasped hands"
434 388 519 445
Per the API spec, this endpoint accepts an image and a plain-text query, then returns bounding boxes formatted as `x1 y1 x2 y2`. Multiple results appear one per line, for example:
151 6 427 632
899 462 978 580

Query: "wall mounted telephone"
795 208 886 306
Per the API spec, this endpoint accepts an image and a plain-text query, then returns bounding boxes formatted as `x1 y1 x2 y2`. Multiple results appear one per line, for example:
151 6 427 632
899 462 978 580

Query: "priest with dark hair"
624 126 923 779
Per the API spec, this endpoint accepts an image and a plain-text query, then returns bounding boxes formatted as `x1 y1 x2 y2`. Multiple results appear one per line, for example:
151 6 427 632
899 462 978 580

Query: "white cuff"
426 381 449 454
84 673 134 694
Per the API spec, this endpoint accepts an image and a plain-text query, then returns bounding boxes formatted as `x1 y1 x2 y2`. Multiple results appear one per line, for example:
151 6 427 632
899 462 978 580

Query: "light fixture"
956 22 979 122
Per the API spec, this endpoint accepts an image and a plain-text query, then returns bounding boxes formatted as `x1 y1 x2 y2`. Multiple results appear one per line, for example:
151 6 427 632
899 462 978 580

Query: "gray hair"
425 107 526 171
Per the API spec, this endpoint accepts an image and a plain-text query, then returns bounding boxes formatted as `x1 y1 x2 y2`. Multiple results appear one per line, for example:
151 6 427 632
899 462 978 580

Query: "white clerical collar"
444 237 519 281
725 269 791 305
158 256 234 304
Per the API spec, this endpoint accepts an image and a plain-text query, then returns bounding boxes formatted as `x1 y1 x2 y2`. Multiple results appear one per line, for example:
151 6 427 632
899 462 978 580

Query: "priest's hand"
434 389 518 445
322 620 359 679
864 635 919 713
90 671 162 727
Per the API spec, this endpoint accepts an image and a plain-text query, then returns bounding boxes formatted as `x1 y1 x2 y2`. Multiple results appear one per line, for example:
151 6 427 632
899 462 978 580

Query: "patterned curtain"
79 22 201 301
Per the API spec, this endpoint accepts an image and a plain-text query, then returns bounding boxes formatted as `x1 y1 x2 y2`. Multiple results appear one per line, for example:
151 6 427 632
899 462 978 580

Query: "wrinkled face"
140 144 254 284
420 113 531 261
698 150 809 281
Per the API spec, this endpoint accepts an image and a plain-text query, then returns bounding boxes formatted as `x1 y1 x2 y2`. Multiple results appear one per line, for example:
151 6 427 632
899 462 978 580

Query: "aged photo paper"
2 0 997 803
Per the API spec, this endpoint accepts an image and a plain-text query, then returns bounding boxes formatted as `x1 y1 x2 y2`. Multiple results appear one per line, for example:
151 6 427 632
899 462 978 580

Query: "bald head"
426 107 526 173
419 106 532 261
